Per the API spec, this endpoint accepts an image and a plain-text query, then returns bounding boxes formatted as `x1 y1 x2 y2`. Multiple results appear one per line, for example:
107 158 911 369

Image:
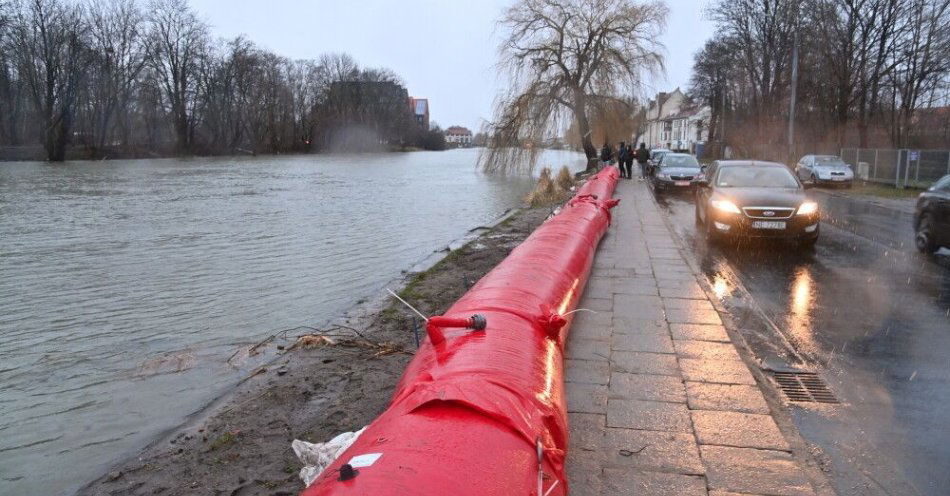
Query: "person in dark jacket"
617 141 628 178
625 144 635 180
600 142 612 166
636 142 650 177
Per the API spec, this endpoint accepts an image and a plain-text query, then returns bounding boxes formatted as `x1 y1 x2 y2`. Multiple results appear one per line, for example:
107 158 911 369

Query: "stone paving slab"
603 428 704 474
608 372 687 403
610 350 680 375
670 323 731 342
566 358 610 385
685 382 771 414
565 178 818 496
606 399 692 432
679 358 758 385
674 340 743 361
691 410 791 451
566 338 612 361
603 469 708 496
611 331 675 353
701 446 816 496
567 382 608 414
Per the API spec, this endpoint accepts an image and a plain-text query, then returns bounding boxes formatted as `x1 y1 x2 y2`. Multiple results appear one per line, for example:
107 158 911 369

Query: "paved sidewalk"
565 178 818 496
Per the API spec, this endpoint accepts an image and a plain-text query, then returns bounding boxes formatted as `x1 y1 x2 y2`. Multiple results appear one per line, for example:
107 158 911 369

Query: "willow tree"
481 0 667 173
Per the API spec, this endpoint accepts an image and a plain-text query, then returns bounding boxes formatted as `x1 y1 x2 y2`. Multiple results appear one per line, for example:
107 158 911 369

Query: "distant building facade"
641 88 710 155
444 126 473 146
409 97 430 129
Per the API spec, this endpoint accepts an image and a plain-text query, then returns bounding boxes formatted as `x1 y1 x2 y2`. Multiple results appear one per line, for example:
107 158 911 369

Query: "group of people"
600 141 649 179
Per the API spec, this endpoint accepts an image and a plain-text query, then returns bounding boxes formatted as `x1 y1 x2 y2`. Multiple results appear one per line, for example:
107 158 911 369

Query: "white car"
795 155 854 188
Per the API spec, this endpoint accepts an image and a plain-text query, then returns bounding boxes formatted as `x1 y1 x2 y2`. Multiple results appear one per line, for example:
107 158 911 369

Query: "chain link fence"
840 148 950 188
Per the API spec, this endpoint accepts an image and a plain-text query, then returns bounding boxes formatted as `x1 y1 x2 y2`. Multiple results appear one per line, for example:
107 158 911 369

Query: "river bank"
79 204 553 496
1 150 589 494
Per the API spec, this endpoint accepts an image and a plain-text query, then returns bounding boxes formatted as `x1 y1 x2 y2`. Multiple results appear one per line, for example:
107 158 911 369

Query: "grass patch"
845 182 923 199
525 168 569 207
209 431 239 451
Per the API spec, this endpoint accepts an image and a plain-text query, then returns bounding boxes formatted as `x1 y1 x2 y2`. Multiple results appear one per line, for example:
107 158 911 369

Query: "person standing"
600 142 612 167
636 142 650 177
617 141 628 178
625 143 635 180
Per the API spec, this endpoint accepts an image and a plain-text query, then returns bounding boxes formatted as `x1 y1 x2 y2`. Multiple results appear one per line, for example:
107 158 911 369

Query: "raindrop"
909 370 918 381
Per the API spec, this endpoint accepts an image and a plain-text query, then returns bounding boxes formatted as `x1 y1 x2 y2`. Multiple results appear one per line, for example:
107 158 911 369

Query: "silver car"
795 155 854 188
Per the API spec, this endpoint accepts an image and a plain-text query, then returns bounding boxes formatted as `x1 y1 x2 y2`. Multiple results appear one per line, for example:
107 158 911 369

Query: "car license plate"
752 221 786 230
674 181 690 186
832 177 845 181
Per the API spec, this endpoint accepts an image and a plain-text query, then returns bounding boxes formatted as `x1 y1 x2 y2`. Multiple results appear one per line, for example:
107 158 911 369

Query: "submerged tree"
8 0 91 161
480 0 667 173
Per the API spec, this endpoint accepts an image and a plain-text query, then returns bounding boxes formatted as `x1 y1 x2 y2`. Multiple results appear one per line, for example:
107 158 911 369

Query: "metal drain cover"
772 371 839 404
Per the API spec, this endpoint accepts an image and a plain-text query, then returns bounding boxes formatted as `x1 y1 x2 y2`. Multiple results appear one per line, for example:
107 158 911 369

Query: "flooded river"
0 148 585 494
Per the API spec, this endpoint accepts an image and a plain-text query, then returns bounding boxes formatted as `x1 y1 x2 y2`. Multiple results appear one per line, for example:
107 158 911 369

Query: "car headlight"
711 200 741 214
797 201 818 216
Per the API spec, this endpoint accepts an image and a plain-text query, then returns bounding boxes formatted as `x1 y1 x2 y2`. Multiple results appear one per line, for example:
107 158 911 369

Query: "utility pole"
788 29 799 162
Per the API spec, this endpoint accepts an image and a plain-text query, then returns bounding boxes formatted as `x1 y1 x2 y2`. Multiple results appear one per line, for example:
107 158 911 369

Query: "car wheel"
704 214 721 243
915 213 938 254
798 235 818 250
810 173 817 185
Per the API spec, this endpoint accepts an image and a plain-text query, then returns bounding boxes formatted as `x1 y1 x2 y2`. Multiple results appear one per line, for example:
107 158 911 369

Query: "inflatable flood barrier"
301 167 620 495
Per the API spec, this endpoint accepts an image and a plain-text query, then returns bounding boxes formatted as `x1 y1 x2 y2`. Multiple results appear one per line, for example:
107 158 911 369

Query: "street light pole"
788 29 799 162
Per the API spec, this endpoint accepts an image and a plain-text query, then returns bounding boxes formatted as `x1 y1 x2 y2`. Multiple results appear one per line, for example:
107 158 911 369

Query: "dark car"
647 148 671 175
653 153 702 192
914 174 950 254
694 160 819 247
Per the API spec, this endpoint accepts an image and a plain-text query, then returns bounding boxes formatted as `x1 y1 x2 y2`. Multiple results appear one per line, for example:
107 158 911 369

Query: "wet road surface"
649 181 950 496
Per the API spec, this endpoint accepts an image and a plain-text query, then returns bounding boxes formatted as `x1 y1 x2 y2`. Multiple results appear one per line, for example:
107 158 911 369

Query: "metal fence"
840 148 950 188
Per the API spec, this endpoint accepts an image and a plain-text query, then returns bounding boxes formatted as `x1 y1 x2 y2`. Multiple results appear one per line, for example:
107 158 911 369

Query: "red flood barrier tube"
301 167 620 496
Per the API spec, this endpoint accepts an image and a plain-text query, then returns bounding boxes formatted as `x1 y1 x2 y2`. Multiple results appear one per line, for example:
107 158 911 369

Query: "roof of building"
445 126 472 135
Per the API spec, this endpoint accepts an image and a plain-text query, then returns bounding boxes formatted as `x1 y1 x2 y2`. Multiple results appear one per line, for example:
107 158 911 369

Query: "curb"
646 188 838 496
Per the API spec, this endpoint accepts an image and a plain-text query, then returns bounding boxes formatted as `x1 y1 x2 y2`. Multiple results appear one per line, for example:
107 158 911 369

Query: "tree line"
690 0 950 153
0 0 444 162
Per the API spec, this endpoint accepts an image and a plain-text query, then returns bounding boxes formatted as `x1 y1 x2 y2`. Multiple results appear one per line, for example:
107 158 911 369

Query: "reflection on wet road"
653 187 950 496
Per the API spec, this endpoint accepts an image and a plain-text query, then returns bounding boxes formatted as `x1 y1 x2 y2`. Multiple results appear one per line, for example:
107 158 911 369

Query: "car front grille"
670 175 694 181
742 207 795 219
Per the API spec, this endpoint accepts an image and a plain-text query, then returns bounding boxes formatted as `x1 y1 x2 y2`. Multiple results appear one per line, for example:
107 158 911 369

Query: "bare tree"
144 0 208 154
85 0 145 152
481 0 667 173
8 0 90 161
889 0 950 144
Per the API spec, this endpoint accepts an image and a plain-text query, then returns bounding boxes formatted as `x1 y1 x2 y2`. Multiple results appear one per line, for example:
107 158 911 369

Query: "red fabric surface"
301 167 619 496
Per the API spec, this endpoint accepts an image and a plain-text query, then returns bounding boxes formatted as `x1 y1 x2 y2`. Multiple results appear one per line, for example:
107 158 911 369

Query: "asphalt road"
649 181 950 496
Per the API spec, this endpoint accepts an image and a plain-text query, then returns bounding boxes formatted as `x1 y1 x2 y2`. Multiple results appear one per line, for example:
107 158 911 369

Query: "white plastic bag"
292 427 366 486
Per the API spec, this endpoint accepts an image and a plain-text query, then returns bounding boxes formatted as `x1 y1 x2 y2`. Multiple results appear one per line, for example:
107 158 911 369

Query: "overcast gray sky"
189 0 715 131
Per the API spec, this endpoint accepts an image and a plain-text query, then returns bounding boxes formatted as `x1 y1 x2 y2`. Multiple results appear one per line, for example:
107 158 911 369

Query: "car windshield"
716 166 799 188
814 156 848 167
660 155 699 168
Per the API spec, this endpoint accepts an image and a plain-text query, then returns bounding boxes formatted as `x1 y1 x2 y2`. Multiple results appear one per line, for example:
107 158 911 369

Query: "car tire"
704 213 721 243
810 173 818 185
798 235 818 250
915 213 938 254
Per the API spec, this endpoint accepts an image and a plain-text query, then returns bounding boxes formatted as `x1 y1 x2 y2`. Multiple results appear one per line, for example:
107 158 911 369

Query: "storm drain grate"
772 372 839 404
